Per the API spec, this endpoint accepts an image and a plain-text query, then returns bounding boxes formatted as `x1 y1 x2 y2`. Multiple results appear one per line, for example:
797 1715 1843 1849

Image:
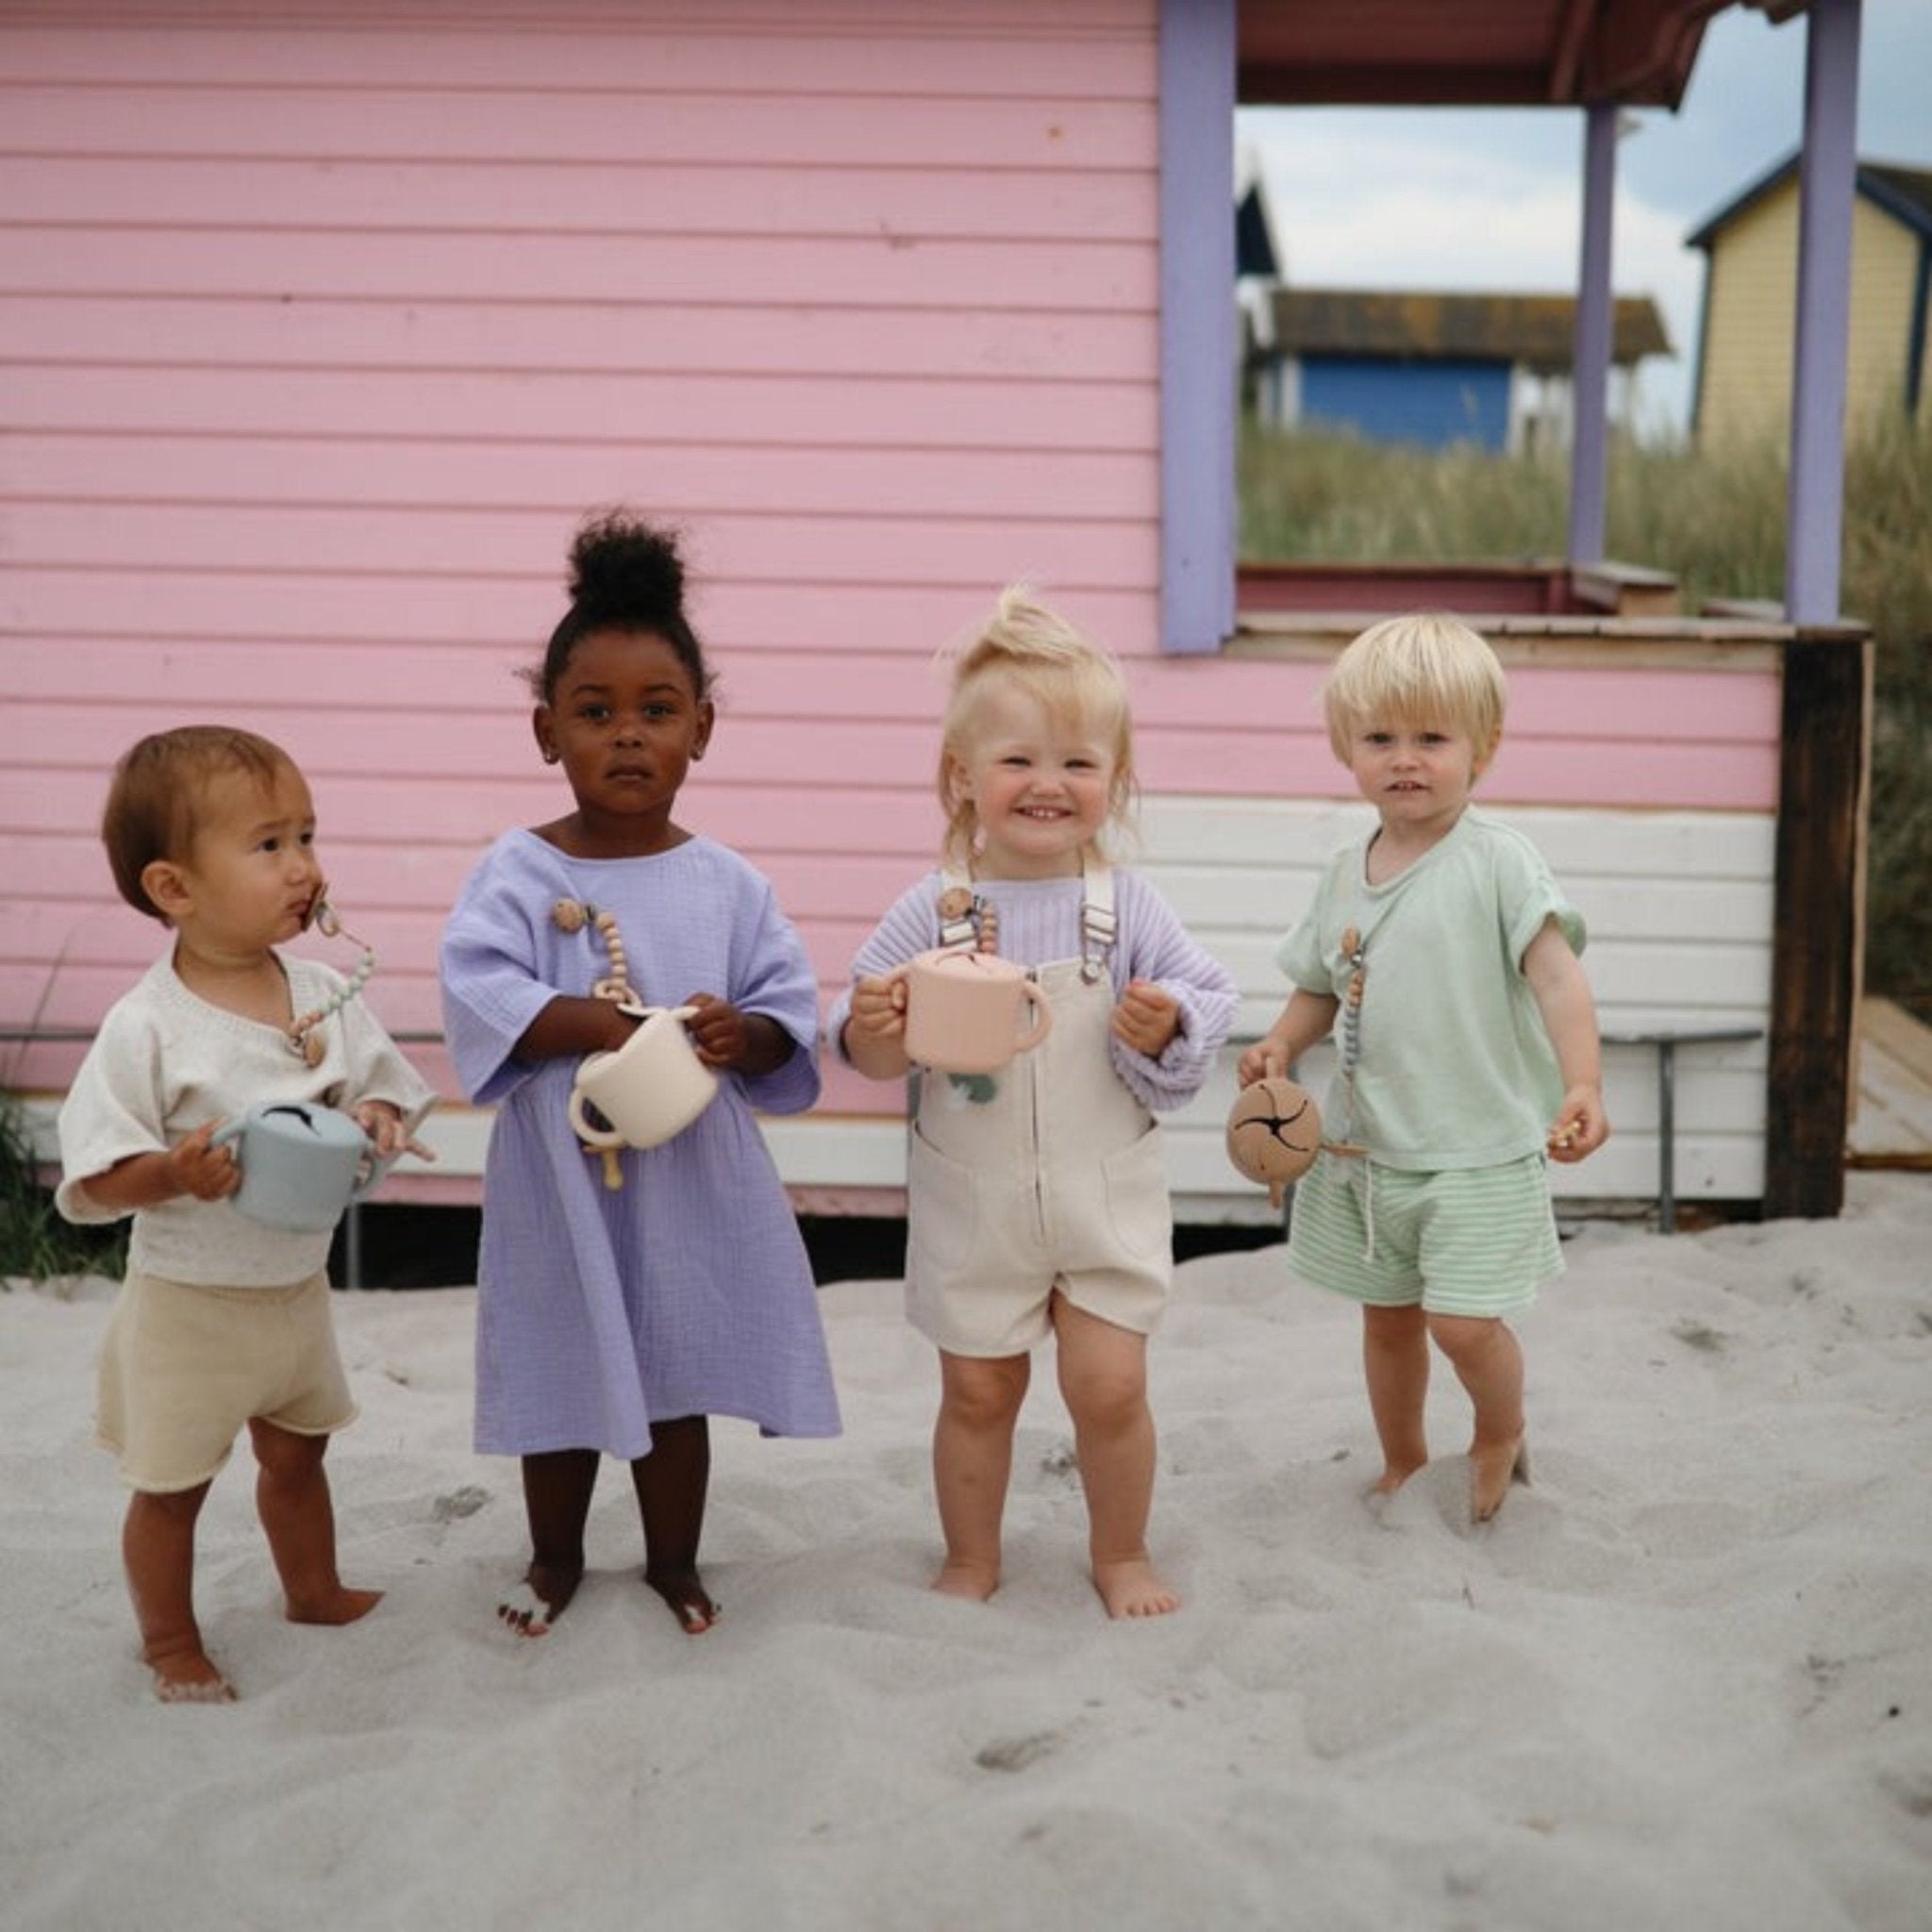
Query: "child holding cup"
440 512 838 1639
55 725 433 1703
830 588 1238 1617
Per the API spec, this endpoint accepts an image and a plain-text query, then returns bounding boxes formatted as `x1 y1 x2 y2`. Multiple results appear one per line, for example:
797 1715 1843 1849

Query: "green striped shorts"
1286 1150 1562 1316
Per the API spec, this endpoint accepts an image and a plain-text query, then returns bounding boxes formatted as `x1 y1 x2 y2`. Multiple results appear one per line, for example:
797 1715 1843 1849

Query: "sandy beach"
5 1173 1930 1931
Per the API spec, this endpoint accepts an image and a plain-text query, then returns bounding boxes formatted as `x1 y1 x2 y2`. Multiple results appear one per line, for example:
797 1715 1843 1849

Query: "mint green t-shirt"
1276 808 1585 1172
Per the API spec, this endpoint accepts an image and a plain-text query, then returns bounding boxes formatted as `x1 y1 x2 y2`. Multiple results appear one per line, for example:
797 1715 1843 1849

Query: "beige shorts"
96 1269 357 1493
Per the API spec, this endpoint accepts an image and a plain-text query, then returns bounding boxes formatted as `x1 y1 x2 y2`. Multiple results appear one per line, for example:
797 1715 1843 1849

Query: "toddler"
440 512 839 1638
57 726 433 1701
832 589 1238 1616
1239 613 1607 1521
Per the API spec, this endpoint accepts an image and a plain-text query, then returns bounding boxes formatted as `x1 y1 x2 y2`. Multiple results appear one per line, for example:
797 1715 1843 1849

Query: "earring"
541 748 559 764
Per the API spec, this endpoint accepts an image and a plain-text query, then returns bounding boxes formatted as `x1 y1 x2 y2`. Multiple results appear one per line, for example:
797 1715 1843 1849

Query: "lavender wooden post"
1786 0 1863 624
1158 0 1237 655
1567 101 1617 567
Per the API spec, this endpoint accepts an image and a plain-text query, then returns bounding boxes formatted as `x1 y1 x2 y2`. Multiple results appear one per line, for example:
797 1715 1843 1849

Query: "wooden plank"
0 159 1158 243
7 366 1159 448
1 226 1158 312
1848 998 1932 1168
1765 636 1872 1217
0 24 1158 96
0 437 1158 525
0 88 1158 171
1860 997 1932 1086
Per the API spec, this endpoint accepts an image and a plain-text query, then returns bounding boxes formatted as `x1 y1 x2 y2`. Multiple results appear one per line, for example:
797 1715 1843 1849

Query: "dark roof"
1687 154 1932 250
1238 0 1807 111
1263 290 1673 369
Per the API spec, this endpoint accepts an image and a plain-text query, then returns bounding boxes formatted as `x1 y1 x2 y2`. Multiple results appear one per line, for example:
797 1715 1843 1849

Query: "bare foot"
148 1644 237 1705
498 1563 579 1638
286 1585 383 1627
931 1557 999 1603
1370 1458 1427 1500
646 1567 719 1635
1471 1437 1530 1523
1092 1555 1180 1619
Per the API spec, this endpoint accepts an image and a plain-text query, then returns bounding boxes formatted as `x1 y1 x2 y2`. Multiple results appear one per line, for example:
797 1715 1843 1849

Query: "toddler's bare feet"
931 1557 1000 1603
645 1567 719 1634
1370 1457 1427 1501
286 1584 383 1627
147 1643 237 1705
1470 1436 1530 1522
498 1562 579 1638
1092 1555 1180 1619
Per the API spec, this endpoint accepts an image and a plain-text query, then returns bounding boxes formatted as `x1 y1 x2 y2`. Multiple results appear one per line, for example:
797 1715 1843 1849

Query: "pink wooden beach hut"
0 0 1871 1237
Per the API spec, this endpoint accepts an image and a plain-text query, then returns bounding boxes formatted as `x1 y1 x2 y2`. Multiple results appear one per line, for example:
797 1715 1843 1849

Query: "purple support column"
1787 0 1863 623
1158 0 1236 654
1568 102 1618 565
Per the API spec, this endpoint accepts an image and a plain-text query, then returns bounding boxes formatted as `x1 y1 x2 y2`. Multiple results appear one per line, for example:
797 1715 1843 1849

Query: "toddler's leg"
249 1418 382 1626
1426 1313 1528 1521
1053 1300 1177 1619
629 1415 717 1634
123 1481 233 1703
1361 1304 1431 1496
931 1349 1029 1601
502 1446 599 1635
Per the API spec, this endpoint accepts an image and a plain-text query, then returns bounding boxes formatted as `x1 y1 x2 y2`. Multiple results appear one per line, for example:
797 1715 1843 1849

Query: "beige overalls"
904 864 1174 1357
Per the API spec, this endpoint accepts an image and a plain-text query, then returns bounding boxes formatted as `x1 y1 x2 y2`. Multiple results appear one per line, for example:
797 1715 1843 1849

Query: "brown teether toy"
1224 1075 1323 1208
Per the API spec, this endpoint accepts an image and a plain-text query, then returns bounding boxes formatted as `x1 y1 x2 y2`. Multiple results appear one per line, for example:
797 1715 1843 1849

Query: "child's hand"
353 1101 435 1163
844 973 908 1048
1237 1039 1284 1087
677 991 745 1070
1546 1086 1608 1162
1111 979 1179 1058
165 1121 241 1202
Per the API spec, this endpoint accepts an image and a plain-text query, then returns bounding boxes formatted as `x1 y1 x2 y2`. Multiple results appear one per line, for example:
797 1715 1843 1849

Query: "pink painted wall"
0 1 1781 1135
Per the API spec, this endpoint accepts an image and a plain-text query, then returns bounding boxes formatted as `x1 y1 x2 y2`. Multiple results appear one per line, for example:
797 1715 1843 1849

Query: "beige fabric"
95 1270 356 1492
904 874 1172 1356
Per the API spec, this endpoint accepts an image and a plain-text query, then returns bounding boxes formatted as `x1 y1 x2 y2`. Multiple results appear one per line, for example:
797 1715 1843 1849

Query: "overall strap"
1079 860 1116 983
934 860 1117 976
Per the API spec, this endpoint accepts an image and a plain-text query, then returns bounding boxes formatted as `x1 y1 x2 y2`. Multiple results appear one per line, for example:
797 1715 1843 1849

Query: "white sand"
5 1174 1930 1930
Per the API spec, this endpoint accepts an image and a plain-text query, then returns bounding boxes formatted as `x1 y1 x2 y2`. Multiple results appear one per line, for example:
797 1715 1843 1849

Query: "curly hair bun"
568 512 686 631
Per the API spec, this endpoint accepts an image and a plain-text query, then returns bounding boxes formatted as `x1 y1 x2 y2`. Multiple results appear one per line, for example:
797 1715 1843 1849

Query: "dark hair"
529 511 713 702
101 725 296 922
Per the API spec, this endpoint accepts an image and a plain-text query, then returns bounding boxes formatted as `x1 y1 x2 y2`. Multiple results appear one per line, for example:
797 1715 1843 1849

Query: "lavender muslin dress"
441 829 841 1458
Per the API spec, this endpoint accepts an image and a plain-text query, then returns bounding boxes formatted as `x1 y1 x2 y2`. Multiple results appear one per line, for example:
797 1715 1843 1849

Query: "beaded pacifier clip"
553 897 642 1188
287 896 377 1067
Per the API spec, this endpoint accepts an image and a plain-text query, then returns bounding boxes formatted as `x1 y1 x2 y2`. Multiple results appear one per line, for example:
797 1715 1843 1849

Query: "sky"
1234 0 1932 437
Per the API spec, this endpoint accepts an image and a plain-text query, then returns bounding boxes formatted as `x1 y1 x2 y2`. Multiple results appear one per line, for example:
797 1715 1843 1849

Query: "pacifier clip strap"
554 895 641 1190
936 868 997 955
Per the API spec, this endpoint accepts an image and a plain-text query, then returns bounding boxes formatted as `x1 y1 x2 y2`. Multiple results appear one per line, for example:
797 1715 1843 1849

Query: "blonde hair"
1321 612 1507 764
937 586 1138 869
101 725 296 923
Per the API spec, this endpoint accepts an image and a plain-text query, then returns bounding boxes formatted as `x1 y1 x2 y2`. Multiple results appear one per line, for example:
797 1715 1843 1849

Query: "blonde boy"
1240 615 1607 1521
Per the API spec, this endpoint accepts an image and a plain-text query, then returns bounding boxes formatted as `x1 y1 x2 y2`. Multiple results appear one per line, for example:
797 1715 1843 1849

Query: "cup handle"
1014 980 1054 1052
349 1137 398 1204
568 1052 625 1148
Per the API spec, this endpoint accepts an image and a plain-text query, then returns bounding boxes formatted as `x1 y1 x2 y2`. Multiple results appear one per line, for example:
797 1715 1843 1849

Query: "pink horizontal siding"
0 0 1164 1107
8 366 1155 448
0 300 1159 381
0 0 1788 1144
